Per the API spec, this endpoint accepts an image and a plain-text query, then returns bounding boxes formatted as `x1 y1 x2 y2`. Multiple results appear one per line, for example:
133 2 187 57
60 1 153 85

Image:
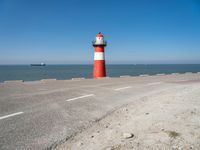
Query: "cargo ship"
31 62 46 66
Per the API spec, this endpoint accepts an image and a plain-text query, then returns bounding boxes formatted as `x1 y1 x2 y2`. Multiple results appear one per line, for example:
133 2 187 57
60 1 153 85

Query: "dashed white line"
178 80 188 82
114 86 132 91
66 94 95 102
0 112 24 120
147 82 161 86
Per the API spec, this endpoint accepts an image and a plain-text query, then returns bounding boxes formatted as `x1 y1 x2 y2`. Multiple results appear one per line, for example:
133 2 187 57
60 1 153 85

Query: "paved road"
0 73 200 150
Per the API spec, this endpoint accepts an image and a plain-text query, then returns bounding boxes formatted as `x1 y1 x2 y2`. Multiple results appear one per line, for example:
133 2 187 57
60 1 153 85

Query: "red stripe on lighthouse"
94 46 104 52
93 60 106 78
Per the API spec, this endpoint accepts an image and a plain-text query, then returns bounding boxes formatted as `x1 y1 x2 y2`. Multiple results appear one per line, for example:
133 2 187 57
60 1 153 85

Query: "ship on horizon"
30 62 46 66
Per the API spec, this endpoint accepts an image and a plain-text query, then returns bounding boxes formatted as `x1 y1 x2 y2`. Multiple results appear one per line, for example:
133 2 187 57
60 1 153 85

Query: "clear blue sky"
0 0 200 64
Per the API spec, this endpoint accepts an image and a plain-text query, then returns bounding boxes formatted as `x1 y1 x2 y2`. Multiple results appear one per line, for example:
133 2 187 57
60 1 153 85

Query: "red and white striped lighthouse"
92 32 107 78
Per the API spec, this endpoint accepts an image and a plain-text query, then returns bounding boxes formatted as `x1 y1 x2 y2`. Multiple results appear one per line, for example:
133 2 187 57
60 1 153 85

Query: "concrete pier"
0 73 200 150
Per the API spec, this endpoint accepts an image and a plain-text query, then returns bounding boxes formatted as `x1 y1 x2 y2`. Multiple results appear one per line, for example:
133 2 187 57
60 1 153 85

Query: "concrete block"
156 73 165 76
71 78 85 80
139 74 149 77
41 79 57 82
120 75 131 78
4 80 24 83
171 73 179 75
185 72 193 74
96 77 110 79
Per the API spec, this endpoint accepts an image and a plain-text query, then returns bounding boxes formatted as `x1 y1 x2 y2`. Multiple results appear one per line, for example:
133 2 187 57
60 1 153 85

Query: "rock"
105 147 114 150
178 147 183 150
145 112 149 115
122 108 128 112
78 142 84 146
123 133 134 139
191 111 195 114
172 146 183 150
172 145 178 150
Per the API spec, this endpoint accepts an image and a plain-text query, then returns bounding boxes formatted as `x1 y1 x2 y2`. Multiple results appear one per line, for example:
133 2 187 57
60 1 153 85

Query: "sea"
0 64 200 83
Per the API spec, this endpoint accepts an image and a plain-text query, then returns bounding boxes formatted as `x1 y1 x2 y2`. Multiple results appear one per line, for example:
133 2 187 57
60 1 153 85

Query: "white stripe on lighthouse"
94 52 105 60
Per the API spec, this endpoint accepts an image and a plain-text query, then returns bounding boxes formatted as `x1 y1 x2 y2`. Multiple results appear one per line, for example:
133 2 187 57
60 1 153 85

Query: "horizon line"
0 63 200 65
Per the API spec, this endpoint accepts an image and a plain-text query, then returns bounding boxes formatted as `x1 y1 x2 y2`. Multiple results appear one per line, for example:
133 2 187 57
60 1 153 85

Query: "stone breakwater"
1 72 200 84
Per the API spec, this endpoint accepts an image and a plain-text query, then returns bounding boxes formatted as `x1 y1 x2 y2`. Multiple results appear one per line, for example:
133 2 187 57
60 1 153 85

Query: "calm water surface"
0 64 200 82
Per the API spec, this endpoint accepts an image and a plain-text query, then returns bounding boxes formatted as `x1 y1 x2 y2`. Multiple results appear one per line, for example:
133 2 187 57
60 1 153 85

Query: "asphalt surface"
0 73 200 150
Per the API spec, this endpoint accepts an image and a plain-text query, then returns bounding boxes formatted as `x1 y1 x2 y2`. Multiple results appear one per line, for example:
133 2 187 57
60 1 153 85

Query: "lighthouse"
92 32 107 78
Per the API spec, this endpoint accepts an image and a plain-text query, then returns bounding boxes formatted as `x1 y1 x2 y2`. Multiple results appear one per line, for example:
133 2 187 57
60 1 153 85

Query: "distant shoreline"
0 64 200 66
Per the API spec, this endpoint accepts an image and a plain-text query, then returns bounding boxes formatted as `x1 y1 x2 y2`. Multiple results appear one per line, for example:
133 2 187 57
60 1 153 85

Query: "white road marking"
147 82 161 86
0 112 24 120
115 86 132 91
66 94 95 102
178 80 188 82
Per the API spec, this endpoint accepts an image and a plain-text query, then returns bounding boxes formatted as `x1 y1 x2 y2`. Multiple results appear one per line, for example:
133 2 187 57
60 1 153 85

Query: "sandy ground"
57 82 200 150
